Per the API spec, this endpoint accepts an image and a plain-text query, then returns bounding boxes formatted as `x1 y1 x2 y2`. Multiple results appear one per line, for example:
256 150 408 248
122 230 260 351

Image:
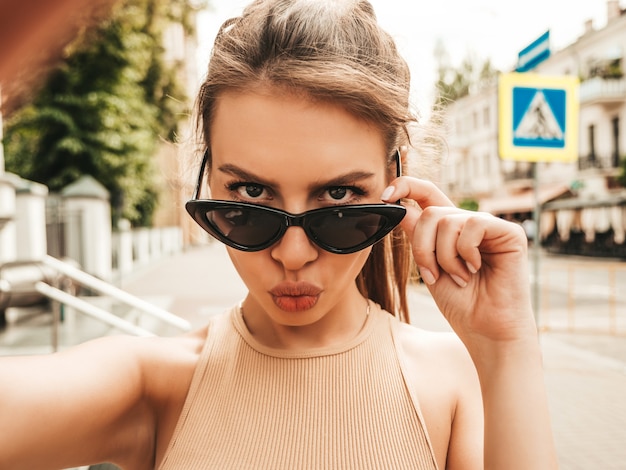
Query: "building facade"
441 0 626 257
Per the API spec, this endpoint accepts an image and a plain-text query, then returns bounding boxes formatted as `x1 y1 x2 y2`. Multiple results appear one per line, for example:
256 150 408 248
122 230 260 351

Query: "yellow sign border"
498 72 579 162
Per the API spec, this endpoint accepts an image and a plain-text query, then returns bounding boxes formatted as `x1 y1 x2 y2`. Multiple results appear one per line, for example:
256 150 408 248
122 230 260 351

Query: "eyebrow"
314 171 377 188
217 163 276 187
217 163 376 190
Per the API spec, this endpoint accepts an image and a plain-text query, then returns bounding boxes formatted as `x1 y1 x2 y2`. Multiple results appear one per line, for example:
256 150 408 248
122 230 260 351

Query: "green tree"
458 198 479 211
433 40 499 109
3 0 206 226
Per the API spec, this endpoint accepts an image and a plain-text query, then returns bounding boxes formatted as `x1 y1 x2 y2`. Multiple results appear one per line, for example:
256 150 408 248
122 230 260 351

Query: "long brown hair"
196 0 417 321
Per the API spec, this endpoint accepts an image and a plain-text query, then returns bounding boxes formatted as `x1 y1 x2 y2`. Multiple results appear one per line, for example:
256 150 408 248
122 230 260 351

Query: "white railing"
34 255 191 351
35 282 155 338
539 259 626 335
579 77 626 104
42 255 190 330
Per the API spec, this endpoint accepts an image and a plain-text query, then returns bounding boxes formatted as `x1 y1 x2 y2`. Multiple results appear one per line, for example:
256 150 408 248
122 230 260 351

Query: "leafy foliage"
458 198 479 212
433 40 499 109
3 0 206 226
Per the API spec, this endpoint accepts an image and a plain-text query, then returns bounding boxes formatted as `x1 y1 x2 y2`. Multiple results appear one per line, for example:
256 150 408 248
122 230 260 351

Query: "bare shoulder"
137 326 208 401
395 321 474 373
393 321 478 410
393 321 482 469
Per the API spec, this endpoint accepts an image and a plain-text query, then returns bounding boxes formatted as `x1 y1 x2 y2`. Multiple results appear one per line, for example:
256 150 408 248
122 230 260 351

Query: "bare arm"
471 337 555 468
383 175 557 469
0 336 154 470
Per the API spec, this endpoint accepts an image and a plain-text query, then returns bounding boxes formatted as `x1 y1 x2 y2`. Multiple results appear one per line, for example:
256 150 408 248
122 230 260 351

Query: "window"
612 116 620 168
588 124 596 162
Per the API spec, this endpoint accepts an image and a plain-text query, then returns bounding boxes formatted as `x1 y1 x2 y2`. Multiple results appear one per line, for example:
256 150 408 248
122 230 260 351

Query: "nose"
270 226 319 270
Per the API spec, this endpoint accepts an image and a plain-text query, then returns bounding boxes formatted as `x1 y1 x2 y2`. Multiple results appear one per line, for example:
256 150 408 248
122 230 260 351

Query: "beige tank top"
159 302 438 470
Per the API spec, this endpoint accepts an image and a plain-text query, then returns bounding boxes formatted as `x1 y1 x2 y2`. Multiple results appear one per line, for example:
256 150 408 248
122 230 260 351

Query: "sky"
195 0 614 112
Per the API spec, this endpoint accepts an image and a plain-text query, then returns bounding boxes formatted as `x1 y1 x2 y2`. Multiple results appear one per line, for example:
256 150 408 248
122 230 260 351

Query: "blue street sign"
516 30 551 72
499 73 579 162
512 86 566 148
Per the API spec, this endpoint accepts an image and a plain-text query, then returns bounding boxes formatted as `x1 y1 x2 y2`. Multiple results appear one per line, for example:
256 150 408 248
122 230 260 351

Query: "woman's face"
208 87 389 333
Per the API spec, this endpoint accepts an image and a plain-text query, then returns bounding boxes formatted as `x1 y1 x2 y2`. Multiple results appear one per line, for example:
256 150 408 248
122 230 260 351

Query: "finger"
380 176 455 209
435 214 473 286
412 210 505 288
456 215 492 274
380 176 455 244
458 213 528 261
410 206 459 284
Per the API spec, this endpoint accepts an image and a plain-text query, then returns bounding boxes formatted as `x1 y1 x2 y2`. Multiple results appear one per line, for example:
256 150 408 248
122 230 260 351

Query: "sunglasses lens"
207 206 283 249
308 208 398 251
187 200 405 253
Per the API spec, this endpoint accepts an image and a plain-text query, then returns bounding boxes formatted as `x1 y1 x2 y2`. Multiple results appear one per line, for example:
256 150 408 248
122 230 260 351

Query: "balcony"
579 77 626 106
578 153 621 171
503 166 534 182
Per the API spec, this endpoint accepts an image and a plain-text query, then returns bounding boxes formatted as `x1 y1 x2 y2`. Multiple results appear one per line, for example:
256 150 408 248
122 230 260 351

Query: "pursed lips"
269 282 322 312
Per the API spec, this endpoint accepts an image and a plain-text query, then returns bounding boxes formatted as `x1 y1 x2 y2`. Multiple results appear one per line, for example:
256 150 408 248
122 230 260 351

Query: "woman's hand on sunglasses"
381 176 537 350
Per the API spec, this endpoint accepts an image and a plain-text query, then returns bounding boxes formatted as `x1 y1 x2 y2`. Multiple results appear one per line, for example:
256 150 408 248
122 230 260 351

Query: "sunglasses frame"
185 149 406 254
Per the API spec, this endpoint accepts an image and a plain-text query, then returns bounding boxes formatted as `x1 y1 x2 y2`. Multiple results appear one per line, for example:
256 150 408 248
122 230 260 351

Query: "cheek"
325 248 372 283
225 249 267 282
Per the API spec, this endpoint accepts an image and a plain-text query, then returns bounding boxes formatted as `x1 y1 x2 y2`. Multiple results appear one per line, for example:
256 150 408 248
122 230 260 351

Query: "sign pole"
499 72 579 326
532 162 541 323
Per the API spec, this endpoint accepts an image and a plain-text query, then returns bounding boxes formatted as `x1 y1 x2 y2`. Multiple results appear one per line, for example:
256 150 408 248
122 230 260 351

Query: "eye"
227 182 270 201
329 187 347 200
320 186 364 204
240 184 264 198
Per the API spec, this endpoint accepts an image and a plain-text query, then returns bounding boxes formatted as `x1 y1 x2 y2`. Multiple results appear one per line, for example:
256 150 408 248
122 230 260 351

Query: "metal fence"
539 259 626 335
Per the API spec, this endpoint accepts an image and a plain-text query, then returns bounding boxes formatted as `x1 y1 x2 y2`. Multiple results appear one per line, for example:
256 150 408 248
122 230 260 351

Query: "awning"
479 185 571 215
543 190 626 210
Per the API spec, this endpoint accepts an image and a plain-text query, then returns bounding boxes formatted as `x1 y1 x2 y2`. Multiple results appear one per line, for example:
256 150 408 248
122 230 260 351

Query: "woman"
0 1 557 469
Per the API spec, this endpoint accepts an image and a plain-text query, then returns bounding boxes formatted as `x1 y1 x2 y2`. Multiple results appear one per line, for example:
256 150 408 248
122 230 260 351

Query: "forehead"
209 88 387 181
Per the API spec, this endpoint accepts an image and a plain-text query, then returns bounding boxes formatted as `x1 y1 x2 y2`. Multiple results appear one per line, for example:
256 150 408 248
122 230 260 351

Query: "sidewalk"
1 243 625 468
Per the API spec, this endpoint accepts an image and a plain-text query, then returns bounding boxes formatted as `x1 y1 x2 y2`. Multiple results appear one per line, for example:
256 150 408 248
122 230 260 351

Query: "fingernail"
380 186 395 201
466 261 478 274
450 274 468 288
418 266 436 285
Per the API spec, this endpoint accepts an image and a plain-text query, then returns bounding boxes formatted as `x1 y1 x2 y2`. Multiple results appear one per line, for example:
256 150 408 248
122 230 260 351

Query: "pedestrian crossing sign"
498 73 579 162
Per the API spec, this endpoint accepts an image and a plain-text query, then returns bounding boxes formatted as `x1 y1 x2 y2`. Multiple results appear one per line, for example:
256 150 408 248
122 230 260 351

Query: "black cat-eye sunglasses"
185 150 406 254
